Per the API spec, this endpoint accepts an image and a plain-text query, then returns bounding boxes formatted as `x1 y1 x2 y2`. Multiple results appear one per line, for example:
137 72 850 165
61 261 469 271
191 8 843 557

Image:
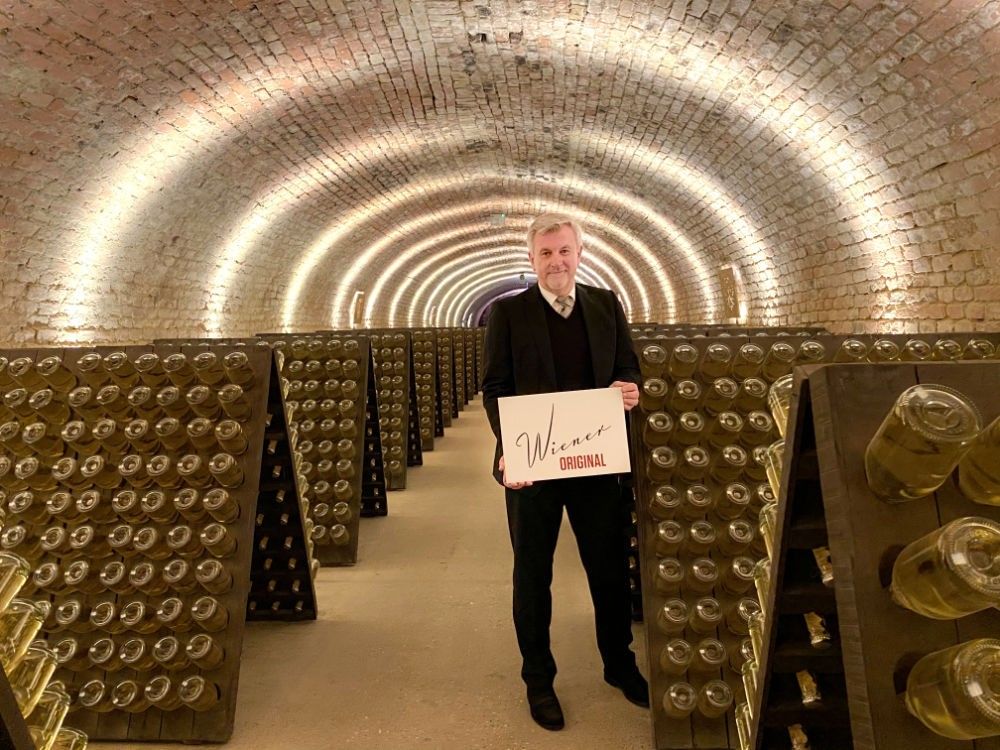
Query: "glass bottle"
87 637 122 671
788 724 811 750
22 422 64 458
8 489 49 524
813 546 834 587
963 339 996 360
46 491 80 522
681 486 714 523
215 419 248 455
726 597 762 636
218 384 251 420
110 679 149 713
156 597 193 632
654 521 685 557
674 411 706 446
36 356 76 392
904 638 1000 740
698 679 733 718
795 340 826 365
179 675 220 711
152 635 189 671
796 670 822 706
100 560 133 595
719 519 755 557
163 353 197 387
640 344 667 377
330 524 350 546
716 482 751 521
126 385 158 419
120 637 155 671
51 637 88 673
120 600 159 634
722 556 757 596
640 378 668 412
134 352 167 386
700 343 733 379
156 385 190 419
686 557 719 594
63 559 102 594
655 558 684 594
24 683 71 747
659 638 693 675
223 350 255 387
173 487 205 522
708 411 743 449
59 420 96 456
201 523 237 558
642 412 673 448
762 342 796 381
133 526 170 560
191 351 226 385
186 632 225 669
191 595 229 632
833 338 868 363
765 440 785 499
150 421 183 456
661 682 697 719
647 446 677 482
684 520 717 555
186 416 216 451
864 384 981 502
130 561 168 595
88 601 122 634
890 516 1000 619
176 454 211 488
901 339 933 361
667 344 699 379
649 485 680 520
145 675 182 711
203 488 239 523
932 339 963 362
803 612 832 649
754 558 771 605
678 446 710 482
670 380 702 412
704 377 738 415
732 343 765 379
209 452 244 488
736 377 769 411
0 599 47 670
748 611 765 663
736 702 752 750
742 656 759 707
655 598 689 636
958 415 1000 505
869 339 901 362
162 558 198 593
712 445 748 484
690 597 724 634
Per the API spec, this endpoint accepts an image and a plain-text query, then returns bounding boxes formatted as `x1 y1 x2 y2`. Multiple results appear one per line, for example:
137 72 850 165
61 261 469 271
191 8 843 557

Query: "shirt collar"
538 283 576 311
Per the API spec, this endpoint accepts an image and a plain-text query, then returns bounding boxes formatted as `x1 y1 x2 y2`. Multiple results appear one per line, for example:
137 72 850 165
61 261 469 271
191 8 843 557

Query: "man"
482 212 648 732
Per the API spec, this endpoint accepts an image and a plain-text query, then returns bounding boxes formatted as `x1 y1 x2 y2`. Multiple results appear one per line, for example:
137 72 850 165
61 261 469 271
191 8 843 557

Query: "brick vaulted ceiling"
1 0 998 343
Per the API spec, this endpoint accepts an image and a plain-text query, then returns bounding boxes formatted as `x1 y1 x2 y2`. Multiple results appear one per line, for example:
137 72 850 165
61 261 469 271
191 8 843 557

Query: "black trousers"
505 474 634 690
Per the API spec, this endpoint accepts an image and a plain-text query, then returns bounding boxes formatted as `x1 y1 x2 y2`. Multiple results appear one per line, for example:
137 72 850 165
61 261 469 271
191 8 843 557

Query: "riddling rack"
630 329 1000 750
259 334 380 565
0 343 271 742
247 349 319 611
750 360 1000 750
435 331 456 425
452 331 467 414
409 331 439 450
152 338 319 619
463 329 477 403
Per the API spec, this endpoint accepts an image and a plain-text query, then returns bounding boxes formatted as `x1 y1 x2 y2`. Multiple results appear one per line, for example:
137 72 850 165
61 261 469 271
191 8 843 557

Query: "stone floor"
100 398 651 750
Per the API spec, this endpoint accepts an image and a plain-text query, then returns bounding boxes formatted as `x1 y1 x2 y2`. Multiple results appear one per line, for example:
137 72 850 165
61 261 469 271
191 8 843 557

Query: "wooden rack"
409 330 439 450
0 342 271 742
435 331 456 425
0 664 34 750
246 349 318 616
751 361 1000 750
360 354 388 517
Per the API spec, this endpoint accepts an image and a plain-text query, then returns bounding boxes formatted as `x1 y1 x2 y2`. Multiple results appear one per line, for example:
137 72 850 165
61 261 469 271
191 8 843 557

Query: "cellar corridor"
120 398 649 750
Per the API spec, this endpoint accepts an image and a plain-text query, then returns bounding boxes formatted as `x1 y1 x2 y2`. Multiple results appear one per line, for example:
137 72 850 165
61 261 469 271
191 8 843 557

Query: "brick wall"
1 0 997 343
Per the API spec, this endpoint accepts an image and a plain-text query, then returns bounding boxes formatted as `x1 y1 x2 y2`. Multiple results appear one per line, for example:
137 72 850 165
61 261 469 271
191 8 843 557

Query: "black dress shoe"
604 668 650 708
527 686 565 730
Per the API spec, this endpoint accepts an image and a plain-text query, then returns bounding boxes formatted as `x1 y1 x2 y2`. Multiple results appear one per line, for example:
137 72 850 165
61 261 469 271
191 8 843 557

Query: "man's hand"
611 380 639 411
499 455 533 490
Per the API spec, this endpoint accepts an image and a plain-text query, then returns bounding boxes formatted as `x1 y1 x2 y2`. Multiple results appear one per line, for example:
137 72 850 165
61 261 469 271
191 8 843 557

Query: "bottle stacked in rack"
0 346 269 741
272 336 369 565
409 331 438 451
435 331 455 426
0 546 87 749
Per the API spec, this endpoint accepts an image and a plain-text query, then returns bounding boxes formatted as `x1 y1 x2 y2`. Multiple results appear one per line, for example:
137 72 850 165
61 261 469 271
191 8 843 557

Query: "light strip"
392 214 657 326
418 244 625 327
430 256 610 327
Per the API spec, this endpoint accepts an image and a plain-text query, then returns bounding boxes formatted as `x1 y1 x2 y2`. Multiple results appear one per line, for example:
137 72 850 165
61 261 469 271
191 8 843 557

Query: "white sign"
498 388 632 483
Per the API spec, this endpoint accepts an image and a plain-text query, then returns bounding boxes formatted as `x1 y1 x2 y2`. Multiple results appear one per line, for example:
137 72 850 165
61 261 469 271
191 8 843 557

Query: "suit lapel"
577 285 609 386
523 285 558 389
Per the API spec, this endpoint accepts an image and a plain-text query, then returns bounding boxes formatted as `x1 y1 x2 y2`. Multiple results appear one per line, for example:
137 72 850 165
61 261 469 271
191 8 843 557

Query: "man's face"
529 224 582 296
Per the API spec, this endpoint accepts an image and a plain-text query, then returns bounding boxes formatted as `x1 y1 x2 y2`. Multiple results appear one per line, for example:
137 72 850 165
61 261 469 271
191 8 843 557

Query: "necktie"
555 295 573 318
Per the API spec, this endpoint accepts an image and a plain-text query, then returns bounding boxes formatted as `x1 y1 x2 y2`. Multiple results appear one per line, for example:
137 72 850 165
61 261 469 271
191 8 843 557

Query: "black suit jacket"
482 283 641 493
